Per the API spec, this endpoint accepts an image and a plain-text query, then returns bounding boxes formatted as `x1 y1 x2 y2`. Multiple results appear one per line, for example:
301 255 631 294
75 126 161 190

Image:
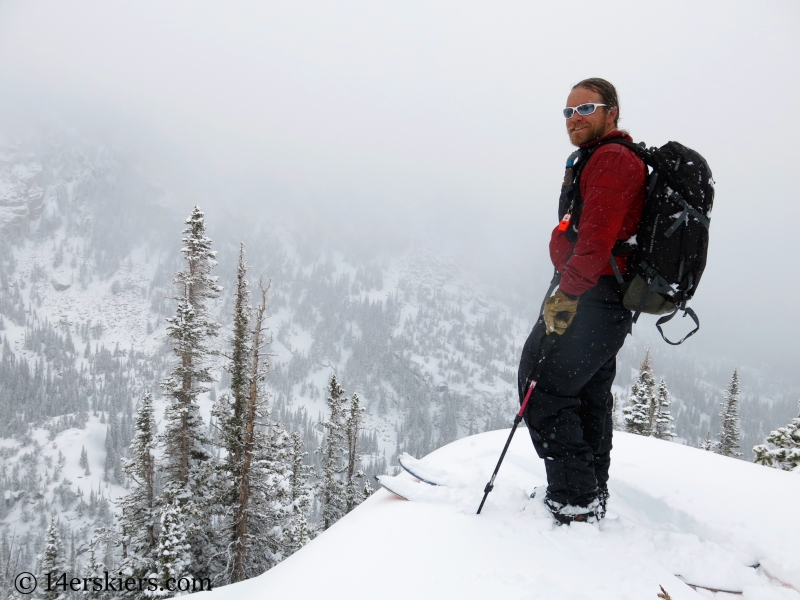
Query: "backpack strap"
608 256 624 285
656 306 700 345
539 270 561 317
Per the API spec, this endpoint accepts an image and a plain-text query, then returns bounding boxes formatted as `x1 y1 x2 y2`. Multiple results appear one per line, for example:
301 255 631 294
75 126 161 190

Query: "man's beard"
568 120 608 146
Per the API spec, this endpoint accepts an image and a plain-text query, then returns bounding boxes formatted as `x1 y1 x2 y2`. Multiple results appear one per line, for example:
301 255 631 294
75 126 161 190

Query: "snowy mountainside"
0 136 182 584
250 241 530 466
210 430 800 600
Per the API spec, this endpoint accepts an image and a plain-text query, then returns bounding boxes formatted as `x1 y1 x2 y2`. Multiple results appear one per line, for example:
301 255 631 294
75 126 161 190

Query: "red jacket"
550 131 647 296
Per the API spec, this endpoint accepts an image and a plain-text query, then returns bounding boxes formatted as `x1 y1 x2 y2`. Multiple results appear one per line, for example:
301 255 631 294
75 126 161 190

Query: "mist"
1 0 798 381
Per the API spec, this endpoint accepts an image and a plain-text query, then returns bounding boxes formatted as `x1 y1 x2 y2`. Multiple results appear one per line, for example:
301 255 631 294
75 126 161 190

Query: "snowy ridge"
211 431 800 600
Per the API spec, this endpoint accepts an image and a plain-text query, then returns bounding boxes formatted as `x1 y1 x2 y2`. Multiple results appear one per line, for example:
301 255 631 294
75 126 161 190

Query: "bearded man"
518 78 646 524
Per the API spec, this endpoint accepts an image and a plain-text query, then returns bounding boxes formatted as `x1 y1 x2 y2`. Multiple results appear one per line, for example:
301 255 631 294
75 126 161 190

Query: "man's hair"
573 78 619 126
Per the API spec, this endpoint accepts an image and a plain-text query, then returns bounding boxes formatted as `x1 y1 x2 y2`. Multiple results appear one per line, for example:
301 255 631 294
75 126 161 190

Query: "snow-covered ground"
208 430 800 600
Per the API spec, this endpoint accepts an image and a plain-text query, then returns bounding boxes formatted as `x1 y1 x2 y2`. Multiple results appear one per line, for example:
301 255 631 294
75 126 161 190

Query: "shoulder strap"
566 138 647 239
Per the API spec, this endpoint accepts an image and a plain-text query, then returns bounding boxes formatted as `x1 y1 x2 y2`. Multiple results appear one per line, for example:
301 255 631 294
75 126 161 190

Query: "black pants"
518 277 631 507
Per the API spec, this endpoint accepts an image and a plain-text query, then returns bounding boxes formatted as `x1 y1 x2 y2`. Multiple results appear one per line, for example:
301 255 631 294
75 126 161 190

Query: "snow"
207 430 800 600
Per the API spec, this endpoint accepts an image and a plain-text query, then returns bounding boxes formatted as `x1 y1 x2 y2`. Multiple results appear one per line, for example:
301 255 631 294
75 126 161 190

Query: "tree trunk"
231 284 268 583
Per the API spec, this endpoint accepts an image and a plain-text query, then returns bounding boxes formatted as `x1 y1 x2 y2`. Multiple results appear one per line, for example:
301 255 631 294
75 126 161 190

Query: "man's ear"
608 107 619 126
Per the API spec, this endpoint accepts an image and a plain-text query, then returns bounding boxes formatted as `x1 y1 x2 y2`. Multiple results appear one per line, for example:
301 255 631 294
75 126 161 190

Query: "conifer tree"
216 276 299 583
104 410 123 484
215 244 251 516
316 375 347 531
343 392 371 513
227 244 251 480
716 369 742 458
80 446 90 475
159 206 222 580
753 400 800 471
700 431 714 451
36 517 66 600
118 391 158 584
623 349 656 436
652 379 676 440
151 500 192 597
284 432 313 555
83 539 104 600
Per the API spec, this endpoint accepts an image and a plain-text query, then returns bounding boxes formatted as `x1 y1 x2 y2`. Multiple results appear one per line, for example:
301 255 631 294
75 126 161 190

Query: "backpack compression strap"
656 306 700 346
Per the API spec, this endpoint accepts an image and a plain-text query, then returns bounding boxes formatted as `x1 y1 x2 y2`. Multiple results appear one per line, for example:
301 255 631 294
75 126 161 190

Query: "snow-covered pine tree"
118 390 158 586
652 379 676 440
220 244 251 486
104 410 124 485
284 431 313 555
36 517 66 600
218 277 297 583
343 392 371 513
80 446 90 475
623 349 656 436
316 375 347 531
83 539 104 600
753 400 800 471
150 500 192 597
159 206 222 581
716 369 742 458
700 431 714 451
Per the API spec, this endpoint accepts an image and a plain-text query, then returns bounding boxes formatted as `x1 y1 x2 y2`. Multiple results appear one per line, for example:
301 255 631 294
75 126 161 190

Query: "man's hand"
543 289 579 335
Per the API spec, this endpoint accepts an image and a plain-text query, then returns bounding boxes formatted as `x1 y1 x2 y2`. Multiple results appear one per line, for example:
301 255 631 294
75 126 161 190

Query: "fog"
1 0 798 382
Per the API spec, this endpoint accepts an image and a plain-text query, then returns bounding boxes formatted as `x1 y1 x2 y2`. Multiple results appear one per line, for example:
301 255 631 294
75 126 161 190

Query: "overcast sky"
1 1 798 381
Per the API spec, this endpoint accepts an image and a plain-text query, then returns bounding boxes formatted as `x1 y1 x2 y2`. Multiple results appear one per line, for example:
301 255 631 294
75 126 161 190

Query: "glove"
543 288 579 335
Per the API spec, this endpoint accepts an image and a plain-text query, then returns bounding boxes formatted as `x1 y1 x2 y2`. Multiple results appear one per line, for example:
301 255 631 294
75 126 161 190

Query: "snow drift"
206 430 800 600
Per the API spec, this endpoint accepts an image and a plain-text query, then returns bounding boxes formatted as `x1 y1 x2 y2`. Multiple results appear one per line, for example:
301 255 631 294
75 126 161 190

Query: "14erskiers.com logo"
14 571 212 594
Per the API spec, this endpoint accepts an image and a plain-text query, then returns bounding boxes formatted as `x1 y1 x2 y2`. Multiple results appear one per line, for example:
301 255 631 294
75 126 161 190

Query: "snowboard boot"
544 495 601 526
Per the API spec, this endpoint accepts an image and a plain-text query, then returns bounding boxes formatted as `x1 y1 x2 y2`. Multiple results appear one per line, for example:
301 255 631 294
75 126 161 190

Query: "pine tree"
159 206 222 581
753 400 800 471
716 369 742 458
343 392 371 513
216 276 300 583
150 500 192 597
104 410 123 484
80 446 90 476
700 431 714 451
623 349 656 436
36 517 66 600
652 379 676 441
228 244 251 454
216 244 251 513
316 375 347 531
83 539 104 600
118 391 158 585
284 432 313 555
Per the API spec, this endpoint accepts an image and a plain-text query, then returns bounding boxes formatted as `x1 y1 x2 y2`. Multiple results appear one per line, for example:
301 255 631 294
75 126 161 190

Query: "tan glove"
543 288 579 335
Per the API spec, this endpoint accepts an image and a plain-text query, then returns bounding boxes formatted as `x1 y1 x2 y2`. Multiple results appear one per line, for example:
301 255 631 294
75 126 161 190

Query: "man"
518 78 646 524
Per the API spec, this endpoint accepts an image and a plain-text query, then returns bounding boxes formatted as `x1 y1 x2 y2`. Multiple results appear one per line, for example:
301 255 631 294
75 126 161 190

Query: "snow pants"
518 276 631 507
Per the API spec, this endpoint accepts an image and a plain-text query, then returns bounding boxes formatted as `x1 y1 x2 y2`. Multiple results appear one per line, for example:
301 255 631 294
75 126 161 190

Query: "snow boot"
597 485 609 519
544 496 601 526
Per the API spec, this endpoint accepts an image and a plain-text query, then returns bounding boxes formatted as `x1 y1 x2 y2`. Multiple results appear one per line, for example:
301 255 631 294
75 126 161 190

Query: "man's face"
565 87 618 146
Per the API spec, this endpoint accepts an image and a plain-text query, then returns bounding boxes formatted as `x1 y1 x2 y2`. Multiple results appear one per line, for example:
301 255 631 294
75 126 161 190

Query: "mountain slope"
208 431 800 600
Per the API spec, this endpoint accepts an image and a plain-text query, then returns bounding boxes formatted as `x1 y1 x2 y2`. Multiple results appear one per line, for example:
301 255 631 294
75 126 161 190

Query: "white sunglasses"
563 103 607 119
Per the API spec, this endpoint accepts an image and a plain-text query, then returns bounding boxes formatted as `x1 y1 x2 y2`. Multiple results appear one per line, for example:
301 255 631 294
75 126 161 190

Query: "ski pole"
476 380 537 514
477 334 556 515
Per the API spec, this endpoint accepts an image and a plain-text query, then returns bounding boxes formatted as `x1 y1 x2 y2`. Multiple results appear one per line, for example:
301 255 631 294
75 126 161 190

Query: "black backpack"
561 139 714 345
